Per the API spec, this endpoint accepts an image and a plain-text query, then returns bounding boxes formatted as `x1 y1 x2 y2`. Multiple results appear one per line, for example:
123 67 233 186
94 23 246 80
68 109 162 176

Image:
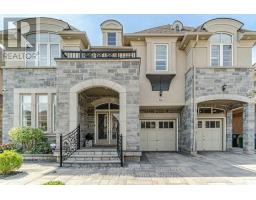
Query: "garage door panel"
197 119 223 151
140 119 176 151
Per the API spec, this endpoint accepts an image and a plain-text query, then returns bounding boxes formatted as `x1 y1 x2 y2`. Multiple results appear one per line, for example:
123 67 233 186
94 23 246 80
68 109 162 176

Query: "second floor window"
155 44 168 71
26 33 60 67
210 33 233 67
107 32 116 45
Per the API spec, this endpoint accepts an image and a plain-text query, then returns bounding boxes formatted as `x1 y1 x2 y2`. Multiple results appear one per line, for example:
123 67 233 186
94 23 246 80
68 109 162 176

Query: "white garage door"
197 119 223 151
140 120 176 151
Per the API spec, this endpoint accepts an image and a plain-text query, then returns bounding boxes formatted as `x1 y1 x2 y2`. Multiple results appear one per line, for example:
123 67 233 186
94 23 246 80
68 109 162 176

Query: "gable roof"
133 24 196 35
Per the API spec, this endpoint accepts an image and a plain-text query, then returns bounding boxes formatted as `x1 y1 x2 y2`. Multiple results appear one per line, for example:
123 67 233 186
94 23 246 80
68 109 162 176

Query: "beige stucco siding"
132 40 185 106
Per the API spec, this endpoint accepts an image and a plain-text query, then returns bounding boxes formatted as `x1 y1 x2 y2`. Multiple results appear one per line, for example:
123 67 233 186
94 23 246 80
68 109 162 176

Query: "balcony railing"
60 50 138 60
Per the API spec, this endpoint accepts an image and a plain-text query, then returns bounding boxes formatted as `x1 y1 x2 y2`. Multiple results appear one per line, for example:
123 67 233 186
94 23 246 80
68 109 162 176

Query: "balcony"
59 49 138 60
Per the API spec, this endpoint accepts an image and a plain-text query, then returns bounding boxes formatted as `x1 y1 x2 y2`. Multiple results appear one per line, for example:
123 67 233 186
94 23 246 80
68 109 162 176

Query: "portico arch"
69 79 127 149
195 94 255 153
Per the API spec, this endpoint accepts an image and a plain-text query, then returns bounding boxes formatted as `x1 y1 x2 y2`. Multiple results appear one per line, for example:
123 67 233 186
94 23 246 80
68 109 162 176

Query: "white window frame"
107 32 117 46
25 32 61 67
154 43 169 71
20 94 32 127
52 94 56 132
36 94 48 132
210 32 233 67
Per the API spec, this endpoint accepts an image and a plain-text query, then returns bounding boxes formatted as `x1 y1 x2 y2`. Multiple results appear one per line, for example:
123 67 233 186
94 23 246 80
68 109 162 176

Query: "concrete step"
63 160 121 168
68 154 119 161
74 150 118 156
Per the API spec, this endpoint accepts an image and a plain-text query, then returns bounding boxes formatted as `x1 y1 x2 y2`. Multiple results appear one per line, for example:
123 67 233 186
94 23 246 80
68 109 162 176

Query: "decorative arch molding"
201 18 243 31
91 97 119 107
69 79 127 150
196 94 252 104
70 79 126 94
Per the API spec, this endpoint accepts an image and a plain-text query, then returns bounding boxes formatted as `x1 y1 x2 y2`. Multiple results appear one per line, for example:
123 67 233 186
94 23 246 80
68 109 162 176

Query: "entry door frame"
95 109 119 145
197 116 226 151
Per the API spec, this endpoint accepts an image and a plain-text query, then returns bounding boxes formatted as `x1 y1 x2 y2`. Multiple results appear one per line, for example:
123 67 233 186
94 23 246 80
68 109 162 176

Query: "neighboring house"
0 17 256 163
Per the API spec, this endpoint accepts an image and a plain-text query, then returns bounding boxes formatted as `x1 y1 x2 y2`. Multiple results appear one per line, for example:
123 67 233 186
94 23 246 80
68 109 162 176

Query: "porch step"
63 160 121 168
62 148 121 167
67 154 119 161
73 149 118 156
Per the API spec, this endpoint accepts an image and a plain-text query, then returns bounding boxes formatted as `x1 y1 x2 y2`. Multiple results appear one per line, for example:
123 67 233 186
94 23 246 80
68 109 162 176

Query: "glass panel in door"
97 113 109 145
110 112 119 145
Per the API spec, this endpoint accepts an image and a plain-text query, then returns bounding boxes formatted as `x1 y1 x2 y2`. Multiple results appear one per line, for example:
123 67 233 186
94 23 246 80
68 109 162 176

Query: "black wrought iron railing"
60 125 80 167
60 50 138 60
117 132 124 167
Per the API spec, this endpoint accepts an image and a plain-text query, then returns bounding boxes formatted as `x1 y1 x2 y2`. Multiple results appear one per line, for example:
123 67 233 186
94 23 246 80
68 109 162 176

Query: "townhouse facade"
0 17 256 162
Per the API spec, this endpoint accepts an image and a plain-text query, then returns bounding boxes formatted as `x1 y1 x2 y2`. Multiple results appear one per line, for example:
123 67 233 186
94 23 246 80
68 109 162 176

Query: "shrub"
9 127 51 154
0 143 14 153
0 150 23 175
32 138 52 154
43 180 65 185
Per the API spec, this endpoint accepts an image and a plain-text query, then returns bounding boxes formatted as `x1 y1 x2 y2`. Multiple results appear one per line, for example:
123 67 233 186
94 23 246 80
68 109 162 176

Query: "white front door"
197 119 223 151
140 120 176 151
96 111 119 145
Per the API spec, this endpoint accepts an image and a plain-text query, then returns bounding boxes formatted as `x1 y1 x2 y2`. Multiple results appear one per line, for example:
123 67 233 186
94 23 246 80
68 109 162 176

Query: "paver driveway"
1 150 256 185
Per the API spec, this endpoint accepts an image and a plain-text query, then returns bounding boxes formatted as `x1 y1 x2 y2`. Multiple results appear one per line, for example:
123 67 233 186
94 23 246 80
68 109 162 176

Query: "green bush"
8 127 51 154
43 180 65 185
0 143 14 153
0 150 23 175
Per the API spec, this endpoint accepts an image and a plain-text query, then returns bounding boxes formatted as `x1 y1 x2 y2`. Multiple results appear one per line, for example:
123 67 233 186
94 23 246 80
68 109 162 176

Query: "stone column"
226 110 233 151
243 102 255 154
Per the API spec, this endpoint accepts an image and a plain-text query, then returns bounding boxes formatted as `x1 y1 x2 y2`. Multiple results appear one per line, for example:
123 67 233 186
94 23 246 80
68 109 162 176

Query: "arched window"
210 33 233 67
96 103 119 110
26 33 61 67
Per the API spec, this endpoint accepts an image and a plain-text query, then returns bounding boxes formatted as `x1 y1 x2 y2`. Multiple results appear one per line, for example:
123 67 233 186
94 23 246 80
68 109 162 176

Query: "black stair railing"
60 125 80 167
117 132 124 167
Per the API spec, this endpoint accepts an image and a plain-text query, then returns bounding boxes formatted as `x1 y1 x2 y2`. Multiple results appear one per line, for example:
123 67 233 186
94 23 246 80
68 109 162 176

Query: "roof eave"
179 32 213 50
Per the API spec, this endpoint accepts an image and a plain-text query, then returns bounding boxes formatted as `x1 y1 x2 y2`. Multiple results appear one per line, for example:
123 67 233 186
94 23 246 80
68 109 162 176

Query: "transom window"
198 107 225 114
26 33 61 67
210 33 233 67
96 103 119 110
155 44 168 71
107 32 116 46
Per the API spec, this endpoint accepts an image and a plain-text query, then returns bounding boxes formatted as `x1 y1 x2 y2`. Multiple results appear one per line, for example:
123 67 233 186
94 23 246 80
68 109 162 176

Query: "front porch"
78 87 120 148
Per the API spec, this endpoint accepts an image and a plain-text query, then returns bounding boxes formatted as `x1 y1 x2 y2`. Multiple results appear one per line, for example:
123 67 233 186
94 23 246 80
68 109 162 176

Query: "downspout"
192 34 199 153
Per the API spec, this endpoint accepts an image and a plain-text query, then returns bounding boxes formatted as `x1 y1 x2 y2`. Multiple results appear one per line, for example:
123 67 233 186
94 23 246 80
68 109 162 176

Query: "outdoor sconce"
222 84 227 92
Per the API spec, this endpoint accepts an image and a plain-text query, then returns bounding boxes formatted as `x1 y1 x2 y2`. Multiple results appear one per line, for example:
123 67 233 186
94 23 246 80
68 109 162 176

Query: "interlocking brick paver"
1 151 256 185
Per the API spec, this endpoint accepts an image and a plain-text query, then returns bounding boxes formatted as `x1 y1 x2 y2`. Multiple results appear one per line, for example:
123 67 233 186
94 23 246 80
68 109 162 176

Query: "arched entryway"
195 94 255 153
69 79 127 149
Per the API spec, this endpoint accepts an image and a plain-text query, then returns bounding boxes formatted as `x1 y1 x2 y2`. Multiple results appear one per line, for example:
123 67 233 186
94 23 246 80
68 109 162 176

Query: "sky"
1 14 256 63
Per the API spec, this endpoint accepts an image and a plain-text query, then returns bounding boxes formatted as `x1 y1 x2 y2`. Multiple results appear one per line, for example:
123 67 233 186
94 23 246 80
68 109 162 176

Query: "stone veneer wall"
182 67 255 153
55 60 140 152
2 68 56 143
195 68 253 97
179 68 195 152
